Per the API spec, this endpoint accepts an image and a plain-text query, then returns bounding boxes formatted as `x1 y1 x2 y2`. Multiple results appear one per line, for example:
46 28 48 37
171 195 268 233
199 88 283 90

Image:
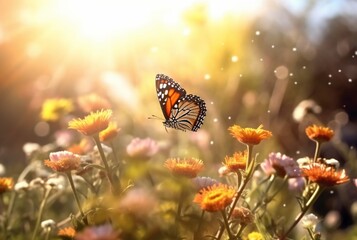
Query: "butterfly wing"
156 74 186 120
169 94 206 132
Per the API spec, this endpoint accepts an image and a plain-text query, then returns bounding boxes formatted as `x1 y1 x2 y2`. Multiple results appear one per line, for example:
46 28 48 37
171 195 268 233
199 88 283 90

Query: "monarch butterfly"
155 74 207 132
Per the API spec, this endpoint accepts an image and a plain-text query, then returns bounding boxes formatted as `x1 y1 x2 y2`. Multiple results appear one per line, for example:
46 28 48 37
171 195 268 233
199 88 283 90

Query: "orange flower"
302 163 349 186
164 158 204 178
66 138 93 155
305 125 334 142
223 151 247 172
228 124 272 145
193 184 235 212
44 151 81 172
0 177 14 194
58 227 76 238
99 122 120 142
77 93 111 113
68 109 112 136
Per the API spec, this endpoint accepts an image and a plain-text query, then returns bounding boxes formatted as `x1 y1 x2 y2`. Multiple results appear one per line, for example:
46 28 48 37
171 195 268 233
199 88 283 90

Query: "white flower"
46 175 65 190
322 158 340 169
292 99 321 122
29 178 45 188
41 219 56 229
22 142 41 157
218 166 230 177
297 157 311 167
14 180 29 191
302 213 319 230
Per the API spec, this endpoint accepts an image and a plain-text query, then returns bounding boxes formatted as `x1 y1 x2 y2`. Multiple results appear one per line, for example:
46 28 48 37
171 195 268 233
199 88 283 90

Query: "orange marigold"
228 124 272 145
44 151 81 172
193 184 235 212
58 227 76 238
164 158 204 178
68 109 112 136
99 122 120 142
0 177 14 194
305 125 334 142
223 151 247 172
302 163 349 186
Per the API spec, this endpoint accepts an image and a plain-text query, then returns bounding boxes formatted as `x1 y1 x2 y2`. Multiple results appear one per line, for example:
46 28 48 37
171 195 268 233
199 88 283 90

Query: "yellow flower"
223 151 247 172
68 109 112 136
247 231 264 240
44 151 81 172
228 125 272 146
302 163 349 186
41 98 74 121
0 177 14 194
58 227 76 238
305 125 334 143
77 93 111 113
164 158 204 178
99 122 120 142
193 184 235 212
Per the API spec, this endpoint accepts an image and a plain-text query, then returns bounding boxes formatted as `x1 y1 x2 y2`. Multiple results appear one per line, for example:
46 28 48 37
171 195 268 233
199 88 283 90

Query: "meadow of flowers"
1 1 357 240
0 94 353 240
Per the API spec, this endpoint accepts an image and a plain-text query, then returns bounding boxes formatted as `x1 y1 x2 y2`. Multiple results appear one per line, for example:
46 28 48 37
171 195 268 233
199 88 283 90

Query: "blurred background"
0 0 357 237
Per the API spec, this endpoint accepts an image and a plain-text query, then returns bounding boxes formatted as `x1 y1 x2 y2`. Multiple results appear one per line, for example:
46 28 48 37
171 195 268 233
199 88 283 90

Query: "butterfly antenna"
148 115 164 120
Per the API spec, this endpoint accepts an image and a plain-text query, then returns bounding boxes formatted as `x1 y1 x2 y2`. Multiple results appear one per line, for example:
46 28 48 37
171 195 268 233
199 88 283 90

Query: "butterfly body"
156 74 206 132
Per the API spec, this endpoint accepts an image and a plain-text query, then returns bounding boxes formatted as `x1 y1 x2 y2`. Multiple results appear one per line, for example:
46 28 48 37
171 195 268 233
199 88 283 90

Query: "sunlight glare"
51 0 154 42
49 0 264 43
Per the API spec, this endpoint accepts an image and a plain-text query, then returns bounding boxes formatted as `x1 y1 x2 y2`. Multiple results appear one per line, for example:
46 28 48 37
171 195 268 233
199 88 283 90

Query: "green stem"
307 227 315 240
194 211 205 240
110 141 122 192
216 145 254 240
221 210 235 240
313 141 321 163
110 141 120 167
252 174 276 212
3 191 18 238
175 189 185 238
44 228 51 240
245 145 253 172
65 172 86 223
93 135 115 193
281 185 322 239
31 187 52 240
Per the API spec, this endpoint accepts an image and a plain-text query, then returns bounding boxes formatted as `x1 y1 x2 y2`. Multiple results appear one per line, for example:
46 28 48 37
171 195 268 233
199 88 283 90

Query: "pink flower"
118 188 157 218
126 138 159 159
288 177 305 192
261 152 301 178
192 177 219 191
75 224 119 240
44 151 81 172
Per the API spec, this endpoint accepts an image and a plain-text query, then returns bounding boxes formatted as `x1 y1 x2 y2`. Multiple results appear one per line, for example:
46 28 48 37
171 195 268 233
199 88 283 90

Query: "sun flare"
44 0 263 43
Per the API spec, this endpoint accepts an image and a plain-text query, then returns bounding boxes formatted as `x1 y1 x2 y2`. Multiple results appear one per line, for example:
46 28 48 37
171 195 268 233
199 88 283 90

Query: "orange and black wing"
156 74 186 120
